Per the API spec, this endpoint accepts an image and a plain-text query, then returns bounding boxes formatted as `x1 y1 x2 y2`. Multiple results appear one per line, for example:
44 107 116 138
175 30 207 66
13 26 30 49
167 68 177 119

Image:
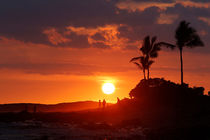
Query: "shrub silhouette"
129 78 205 103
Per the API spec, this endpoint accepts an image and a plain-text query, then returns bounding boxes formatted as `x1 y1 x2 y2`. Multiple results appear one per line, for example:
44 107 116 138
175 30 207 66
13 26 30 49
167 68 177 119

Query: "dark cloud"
191 0 210 2
91 33 106 42
117 0 175 3
0 62 95 75
0 0 209 52
67 32 90 48
0 0 161 47
91 42 111 49
0 62 133 75
0 0 118 45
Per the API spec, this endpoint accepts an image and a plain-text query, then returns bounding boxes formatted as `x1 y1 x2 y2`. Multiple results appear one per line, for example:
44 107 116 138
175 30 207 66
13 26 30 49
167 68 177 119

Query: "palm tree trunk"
143 69 146 79
180 48 184 85
147 68 150 80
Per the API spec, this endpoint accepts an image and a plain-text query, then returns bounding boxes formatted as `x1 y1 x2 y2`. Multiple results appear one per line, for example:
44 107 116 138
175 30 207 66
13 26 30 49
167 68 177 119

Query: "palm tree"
140 36 160 79
130 56 153 79
175 21 204 84
130 36 173 79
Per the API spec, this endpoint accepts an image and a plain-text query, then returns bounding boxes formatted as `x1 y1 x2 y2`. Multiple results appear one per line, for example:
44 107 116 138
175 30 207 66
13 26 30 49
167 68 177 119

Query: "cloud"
116 0 174 12
198 17 210 26
0 62 97 75
0 37 135 75
0 62 135 75
43 28 71 45
42 24 139 49
66 25 128 49
0 0 118 45
157 13 179 24
199 30 208 36
179 0 210 8
116 0 210 12
0 0 209 52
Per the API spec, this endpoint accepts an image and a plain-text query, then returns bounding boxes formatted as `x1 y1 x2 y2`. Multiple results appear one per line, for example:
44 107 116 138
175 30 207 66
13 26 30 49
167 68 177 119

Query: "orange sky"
0 38 209 104
0 0 210 104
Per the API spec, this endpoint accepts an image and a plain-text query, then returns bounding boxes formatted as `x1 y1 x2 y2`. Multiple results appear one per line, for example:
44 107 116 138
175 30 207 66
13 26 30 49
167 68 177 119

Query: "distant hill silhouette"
0 101 105 113
0 79 209 139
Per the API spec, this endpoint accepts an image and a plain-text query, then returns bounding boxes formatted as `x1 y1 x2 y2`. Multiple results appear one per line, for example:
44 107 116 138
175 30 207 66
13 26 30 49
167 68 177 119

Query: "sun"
102 83 115 95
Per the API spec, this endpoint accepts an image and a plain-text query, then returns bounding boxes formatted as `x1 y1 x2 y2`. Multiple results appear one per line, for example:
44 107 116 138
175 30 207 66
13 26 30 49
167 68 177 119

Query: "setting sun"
102 83 115 95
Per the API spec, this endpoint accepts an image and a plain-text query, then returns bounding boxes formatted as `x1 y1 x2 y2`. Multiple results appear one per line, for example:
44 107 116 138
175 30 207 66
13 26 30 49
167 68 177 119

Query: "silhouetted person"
208 91 210 96
99 100 101 108
103 99 106 109
117 97 120 105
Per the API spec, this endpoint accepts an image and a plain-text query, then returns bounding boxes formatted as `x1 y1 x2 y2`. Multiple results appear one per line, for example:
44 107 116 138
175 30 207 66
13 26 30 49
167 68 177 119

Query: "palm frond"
150 44 161 58
175 20 204 48
150 52 158 58
130 57 141 62
144 60 154 69
186 34 204 47
148 60 154 66
133 62 143 70
141 36 151 54
140 46 147 55
151 36 157 47
156 42 175 49
144 36 150 48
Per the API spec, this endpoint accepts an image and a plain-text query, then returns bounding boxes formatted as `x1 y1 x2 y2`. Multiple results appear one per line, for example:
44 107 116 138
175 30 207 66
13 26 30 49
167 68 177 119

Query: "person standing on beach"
99 100 101 108
102 99 106 109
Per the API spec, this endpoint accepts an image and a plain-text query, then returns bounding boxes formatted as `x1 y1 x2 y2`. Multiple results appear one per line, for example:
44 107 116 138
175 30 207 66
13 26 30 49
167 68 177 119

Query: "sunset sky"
0 0 210 104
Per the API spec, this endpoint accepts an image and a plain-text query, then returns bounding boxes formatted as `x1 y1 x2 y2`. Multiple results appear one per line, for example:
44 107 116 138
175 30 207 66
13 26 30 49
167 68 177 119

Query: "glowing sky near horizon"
0 0 210 104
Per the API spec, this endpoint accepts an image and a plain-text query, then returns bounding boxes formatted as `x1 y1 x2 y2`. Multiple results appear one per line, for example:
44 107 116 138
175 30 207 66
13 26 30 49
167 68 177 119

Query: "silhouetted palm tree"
130 56 152 79
140 36 160 79
175 21 204 84
130 36 173 79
